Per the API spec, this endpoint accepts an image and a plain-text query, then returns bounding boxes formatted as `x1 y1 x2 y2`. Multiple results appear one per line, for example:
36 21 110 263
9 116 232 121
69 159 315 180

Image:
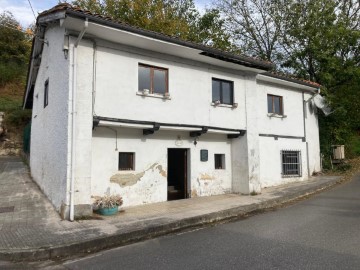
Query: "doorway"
167 148 188 201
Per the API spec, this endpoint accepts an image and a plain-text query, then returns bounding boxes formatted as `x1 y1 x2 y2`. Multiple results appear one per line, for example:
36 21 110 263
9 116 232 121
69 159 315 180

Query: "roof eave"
257 74 320 92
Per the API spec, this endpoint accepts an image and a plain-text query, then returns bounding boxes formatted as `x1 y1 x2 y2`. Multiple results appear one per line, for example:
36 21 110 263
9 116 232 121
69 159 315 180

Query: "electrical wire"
27 0 37 20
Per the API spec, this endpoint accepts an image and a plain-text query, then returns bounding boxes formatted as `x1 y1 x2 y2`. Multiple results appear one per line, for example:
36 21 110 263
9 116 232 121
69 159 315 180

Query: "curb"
0 177 344 262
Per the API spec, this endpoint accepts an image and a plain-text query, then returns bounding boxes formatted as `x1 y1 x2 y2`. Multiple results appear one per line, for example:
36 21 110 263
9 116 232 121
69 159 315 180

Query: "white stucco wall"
259 137 308 187
257 82 305 137
91 128 232 207
72 38 93 208
256 80 320 188
28 23 322 213
304 92 321 174
30 25 70 211
93 41 247 130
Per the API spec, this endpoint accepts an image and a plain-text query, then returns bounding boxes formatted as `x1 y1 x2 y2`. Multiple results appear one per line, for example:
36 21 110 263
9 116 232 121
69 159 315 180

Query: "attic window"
44 79 49 108
138 64 168 95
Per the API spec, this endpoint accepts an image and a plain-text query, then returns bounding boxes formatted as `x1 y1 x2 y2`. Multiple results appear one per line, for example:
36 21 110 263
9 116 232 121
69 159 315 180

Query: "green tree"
71 0 232 50
0 12 31 86
216 0 360 162
216 0 291 62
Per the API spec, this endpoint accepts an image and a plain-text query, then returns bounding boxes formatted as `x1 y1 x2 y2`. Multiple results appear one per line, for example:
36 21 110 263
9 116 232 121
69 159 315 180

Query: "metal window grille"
118 152 135 171
281 150 302 177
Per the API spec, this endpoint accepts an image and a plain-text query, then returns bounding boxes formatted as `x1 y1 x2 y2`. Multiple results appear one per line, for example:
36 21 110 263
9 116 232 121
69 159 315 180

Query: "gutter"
69 18 88 222
257 74 319 92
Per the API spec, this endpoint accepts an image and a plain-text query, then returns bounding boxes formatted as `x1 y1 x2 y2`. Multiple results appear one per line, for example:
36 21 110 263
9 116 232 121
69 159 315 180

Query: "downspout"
302 91 310 178
70 18 88 222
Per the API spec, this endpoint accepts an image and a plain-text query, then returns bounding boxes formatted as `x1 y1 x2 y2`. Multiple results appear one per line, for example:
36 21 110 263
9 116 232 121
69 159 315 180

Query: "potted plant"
93 194 123 216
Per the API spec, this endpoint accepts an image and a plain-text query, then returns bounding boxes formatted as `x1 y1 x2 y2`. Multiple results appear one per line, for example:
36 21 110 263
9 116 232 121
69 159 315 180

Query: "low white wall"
91 127 232 207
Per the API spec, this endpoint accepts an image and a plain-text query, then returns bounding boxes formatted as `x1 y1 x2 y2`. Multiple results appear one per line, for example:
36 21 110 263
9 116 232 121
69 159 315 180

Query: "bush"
347 133 360 158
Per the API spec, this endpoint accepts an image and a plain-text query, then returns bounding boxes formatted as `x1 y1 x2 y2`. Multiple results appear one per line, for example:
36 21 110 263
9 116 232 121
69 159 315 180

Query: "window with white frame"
281 150 301 177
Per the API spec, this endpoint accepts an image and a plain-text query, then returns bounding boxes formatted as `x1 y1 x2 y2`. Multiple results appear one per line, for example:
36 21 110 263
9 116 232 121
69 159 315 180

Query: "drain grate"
0 206 14 213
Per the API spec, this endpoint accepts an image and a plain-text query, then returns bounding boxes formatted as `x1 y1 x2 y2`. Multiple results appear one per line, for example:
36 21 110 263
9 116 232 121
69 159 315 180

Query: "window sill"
136 91 171 100
211 102 238 109
267 113 287 118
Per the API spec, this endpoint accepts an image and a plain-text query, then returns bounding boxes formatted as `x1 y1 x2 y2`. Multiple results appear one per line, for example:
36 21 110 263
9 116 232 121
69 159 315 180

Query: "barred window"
281 150 301 177
118 152 135 171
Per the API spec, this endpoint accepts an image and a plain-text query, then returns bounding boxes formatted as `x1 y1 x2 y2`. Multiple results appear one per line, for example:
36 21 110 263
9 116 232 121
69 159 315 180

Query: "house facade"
23 4 321 220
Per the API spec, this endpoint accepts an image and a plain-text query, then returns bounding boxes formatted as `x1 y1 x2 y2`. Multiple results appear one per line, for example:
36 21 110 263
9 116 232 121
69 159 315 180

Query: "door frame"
167 148 190 199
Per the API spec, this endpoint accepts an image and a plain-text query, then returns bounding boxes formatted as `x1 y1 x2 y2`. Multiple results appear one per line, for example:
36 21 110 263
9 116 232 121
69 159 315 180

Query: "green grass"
0 95 31 132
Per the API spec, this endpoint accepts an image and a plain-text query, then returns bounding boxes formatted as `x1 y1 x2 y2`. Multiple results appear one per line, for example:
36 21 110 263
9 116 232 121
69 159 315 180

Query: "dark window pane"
222 82 233 104
215 154 225 169
274 96 281 114
153 69 166 94
212 80 221 102
119 153 134 170
44 80 49 108
138 66 151 91
267 95 272 113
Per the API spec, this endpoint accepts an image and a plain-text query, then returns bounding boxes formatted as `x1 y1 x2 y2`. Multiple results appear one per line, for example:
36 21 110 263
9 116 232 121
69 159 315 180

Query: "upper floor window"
138 64 168 95
44 79 49 108
267 94 283 115
212 78 234 105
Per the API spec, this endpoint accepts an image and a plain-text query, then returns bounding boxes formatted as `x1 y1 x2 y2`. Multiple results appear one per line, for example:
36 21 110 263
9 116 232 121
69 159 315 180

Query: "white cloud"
0 0 36 26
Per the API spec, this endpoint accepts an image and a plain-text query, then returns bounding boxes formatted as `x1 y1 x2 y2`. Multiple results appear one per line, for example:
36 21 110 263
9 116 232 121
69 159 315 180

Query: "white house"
23 4 321 220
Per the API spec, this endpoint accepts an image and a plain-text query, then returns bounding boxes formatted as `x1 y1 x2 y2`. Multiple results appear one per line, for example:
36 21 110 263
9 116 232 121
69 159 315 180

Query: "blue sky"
0 0 213 26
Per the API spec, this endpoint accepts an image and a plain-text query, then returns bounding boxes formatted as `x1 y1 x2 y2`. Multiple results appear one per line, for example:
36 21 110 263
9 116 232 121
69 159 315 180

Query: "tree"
216 0 291 62
71 0 233 50
0 12 32 86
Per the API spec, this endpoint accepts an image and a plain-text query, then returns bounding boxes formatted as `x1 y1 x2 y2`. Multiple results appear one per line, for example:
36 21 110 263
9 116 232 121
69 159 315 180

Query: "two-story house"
23 4 321 220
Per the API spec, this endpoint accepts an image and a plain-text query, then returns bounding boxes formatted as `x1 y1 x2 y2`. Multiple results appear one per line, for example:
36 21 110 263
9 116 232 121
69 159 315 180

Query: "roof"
262 71 321 89
36 3 274 71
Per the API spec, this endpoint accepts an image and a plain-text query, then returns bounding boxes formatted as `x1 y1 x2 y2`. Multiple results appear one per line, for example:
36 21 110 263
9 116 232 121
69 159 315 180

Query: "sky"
0 0 212 27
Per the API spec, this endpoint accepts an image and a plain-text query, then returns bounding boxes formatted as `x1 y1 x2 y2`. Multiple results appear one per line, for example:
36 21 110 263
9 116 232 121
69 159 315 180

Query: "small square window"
118 152 135 171
214 154 225 169
212 78 234 105
281 150 301 177
267 94 283 115
138 64 168 94
44 79 49 108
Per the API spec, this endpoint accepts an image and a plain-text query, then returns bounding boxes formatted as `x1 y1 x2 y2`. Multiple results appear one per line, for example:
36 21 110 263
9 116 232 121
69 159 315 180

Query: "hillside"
0 82 31 155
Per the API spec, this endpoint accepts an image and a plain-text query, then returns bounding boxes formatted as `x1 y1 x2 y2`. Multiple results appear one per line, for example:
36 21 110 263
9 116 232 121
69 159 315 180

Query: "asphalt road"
3 175 360 270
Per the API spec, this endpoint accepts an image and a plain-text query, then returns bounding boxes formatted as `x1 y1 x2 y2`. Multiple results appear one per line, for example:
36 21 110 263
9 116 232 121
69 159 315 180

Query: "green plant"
334 163 352 172
93 195 123 209
347 134 360 158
